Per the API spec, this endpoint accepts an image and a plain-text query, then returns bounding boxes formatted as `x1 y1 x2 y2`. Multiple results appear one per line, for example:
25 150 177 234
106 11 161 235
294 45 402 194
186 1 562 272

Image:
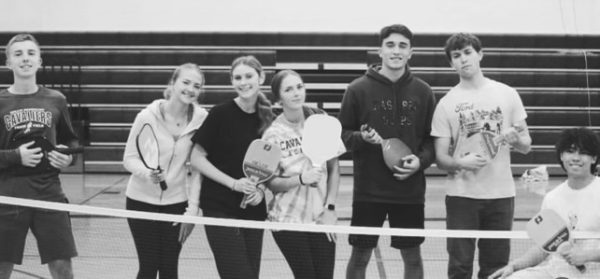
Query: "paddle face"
242 139 281 183
35 136 84 155
381 138 412 170
240 139 281 208
527 209 586 272
302 114 342 167
456 126 525 161
527 209 570 253
136 124 160 169
7 135 83 173
10 135 83 155
135 123 167 190
455 131 501 161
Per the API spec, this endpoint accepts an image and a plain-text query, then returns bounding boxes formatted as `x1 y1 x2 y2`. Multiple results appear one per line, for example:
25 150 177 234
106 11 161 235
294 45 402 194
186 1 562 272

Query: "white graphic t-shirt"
262 113 346 224
431 78 527 199
534 177 600 277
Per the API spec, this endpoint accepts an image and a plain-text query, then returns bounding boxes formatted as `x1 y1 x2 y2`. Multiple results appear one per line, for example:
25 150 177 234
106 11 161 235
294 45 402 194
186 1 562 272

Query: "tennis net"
1 195 599 279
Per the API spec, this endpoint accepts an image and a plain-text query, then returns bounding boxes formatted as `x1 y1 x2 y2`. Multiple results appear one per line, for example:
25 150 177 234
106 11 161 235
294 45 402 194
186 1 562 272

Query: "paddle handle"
240 176 260 209
157 166 168 191
240 194 250 209
55 146 84 155
494 124 526 145
159 181 167 191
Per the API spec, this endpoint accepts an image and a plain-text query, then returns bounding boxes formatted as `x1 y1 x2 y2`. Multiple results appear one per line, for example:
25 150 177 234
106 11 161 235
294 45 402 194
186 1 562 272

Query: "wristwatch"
326 204 336 211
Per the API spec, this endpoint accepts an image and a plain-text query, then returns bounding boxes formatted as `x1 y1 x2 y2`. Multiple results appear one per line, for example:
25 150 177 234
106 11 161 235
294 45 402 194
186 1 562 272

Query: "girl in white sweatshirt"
122 63 207 279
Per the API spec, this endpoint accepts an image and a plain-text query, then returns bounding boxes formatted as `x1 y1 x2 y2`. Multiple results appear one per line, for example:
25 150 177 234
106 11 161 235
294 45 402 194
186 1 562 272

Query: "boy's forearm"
510 247 547 271
512 135 532 154
0 148 21 169
341 129 365 152
435 153 461 173
416 136 435 170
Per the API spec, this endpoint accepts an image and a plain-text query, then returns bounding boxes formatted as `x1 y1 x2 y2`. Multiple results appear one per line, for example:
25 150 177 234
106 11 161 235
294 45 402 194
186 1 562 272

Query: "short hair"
379 24 413 45
5 33 40 60
270 69 301 102
444 33 482 60
163 63 204 100
555 127 600 174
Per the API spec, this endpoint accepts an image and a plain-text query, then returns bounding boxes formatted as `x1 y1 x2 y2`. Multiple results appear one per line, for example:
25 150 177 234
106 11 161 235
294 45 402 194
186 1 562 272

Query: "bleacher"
1 32 598 175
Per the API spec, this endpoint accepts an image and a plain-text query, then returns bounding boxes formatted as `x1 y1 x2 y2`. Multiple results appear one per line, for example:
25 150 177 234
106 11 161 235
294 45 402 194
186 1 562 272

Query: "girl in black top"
190 56 274 279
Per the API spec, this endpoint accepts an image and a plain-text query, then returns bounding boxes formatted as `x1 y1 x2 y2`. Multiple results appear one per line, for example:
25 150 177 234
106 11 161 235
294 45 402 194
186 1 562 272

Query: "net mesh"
2 195 600 279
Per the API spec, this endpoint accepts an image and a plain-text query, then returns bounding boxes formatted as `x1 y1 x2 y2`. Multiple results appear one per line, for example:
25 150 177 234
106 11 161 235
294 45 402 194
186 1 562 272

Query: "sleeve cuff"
185 204 200 216
0 148 21 168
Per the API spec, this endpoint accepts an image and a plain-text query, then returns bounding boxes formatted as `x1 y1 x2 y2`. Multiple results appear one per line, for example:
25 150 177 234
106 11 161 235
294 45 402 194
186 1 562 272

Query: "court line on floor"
12 268 48 279
76 176 128 205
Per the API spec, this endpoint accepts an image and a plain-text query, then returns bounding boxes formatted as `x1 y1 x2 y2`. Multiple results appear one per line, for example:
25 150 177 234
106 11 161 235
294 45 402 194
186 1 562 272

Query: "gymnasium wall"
1 0 598 35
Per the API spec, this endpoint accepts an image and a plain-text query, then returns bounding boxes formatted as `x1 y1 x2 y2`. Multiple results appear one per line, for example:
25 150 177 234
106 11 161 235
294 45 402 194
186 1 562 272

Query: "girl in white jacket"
123 63 207 279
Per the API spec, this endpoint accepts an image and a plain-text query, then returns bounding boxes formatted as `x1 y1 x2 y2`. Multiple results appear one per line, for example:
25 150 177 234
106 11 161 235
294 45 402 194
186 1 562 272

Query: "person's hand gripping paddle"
361 124 413 171
456 125 525 161
135 123 167 191
33 136 84 155
302 114 343 168
381 138 413 171
240 139 281 208
526 209 586 273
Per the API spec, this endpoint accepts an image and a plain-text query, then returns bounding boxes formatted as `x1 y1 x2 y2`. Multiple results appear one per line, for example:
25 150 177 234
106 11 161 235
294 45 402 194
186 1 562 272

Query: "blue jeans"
446 196 514 279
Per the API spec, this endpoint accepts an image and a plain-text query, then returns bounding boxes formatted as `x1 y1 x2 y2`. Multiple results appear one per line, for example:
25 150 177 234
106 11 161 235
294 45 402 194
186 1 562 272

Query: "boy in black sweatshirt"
338 24 436 279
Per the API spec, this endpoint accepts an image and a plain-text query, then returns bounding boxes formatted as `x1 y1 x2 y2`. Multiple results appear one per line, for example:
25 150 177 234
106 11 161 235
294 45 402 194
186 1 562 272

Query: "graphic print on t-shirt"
278 136 303 158
2 107 57 174
453 102 505 161
3 108 53 142
568 211 579 231
4 108 52 131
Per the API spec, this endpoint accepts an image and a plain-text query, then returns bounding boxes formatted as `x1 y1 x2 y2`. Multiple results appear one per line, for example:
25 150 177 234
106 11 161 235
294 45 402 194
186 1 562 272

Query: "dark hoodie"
338 64 435 204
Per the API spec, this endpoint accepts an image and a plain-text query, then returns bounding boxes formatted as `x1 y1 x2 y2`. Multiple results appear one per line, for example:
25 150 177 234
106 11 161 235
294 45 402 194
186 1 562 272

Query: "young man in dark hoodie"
338 24 436 279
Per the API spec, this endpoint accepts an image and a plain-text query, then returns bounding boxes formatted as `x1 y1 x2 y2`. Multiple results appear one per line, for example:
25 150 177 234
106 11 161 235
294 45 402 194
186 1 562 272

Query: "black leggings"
126 198 187 279
272 230 335 279
203 209 264 279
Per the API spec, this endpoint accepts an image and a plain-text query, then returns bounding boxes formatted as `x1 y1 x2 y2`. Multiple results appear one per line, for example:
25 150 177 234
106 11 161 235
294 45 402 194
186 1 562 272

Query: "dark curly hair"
555 127 600 174
443 33 482 61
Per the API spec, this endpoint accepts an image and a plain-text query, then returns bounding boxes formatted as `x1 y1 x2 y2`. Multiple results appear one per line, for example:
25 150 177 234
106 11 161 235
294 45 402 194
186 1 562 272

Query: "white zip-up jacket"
123 99 207 215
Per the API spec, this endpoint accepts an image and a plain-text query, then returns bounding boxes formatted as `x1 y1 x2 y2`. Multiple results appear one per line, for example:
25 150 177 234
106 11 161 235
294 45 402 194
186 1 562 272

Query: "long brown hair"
231 56 275 135
270 69 301 102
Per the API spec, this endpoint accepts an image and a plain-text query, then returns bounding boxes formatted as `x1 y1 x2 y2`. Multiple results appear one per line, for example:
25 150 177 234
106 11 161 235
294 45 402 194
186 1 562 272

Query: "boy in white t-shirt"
490 127 600 279
431 33 532 279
